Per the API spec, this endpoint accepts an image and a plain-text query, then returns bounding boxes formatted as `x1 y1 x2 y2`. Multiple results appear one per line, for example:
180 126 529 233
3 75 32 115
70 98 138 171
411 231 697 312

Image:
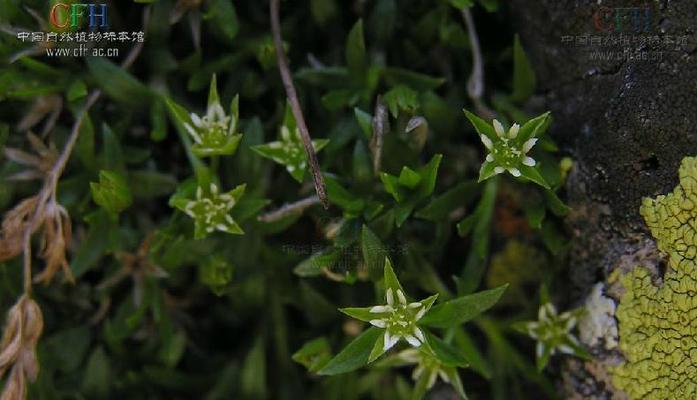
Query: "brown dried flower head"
34 202 73 285
3 132 58 182
0 295 44 400
0 196 40 263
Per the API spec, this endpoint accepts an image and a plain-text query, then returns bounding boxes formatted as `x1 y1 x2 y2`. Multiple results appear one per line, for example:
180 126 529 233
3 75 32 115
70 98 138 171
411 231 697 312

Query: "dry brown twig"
257 195 321 223
370 96 389 175
0 7 151 398
269 0 329 209
461 8 496 121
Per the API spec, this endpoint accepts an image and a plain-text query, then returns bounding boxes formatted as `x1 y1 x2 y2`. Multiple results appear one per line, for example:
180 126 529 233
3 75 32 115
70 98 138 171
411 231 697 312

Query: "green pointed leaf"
510 34 536 103
292 337 332 373
416 153 442 198
383 258 404 293
411 368 433 400
519 165 550 189
463 109 496 142
368 332 387 363
362 225 387 280
325 175 365 214
517 112 551 143
416 180 479 221
208 74 220 107
420 285 508 328
383 67 445 91
478 161 499 183
318 328 381 375
384 85 418 117
86 57 153 105
394 202 415 227
426 333 469 368
380 172 406 202
398 167 421 189
90 170 132 215
544 189 571 216
346 19 366 77
449 0 474 8
354 108 373 138
339 307 378 323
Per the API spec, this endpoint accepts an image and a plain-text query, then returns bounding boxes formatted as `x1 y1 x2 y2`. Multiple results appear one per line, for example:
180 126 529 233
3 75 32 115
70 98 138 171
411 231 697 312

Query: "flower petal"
396 289 407 305
386 288 394 306
523 156 536 166
415 307 427 321
509 123 520 139
522 138 538 153
190 113 203 128
369 319 387 328
480 134 493 150
536 342 545 358
404 334 421 347
427 371 437 389
494 166 505 175
384 332 399 351
370 305 393 313
558 344 574 354
413 327 425 342
493 119 505 138
508 168 521 177
486 154 494 163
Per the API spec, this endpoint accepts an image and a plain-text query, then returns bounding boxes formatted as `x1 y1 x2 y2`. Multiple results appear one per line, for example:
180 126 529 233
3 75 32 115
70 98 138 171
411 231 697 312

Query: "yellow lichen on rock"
612 156 697 399
640 156 697 271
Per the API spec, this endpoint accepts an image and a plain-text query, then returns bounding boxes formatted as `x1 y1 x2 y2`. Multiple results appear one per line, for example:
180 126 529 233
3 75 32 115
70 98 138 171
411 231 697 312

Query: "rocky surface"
508 1 697 397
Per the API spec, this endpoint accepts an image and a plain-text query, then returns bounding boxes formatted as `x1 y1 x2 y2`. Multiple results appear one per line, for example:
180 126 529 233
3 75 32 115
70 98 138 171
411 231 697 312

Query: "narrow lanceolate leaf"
345 19 366 77
510 34 536 103
361 225 387 279
463 109 496 142
517 112 551 143
426 333 470 368
317 328 381 375
519 165 550 189
420 285 508 328
339 307 377 323
383 258 404 293
368 333 387 363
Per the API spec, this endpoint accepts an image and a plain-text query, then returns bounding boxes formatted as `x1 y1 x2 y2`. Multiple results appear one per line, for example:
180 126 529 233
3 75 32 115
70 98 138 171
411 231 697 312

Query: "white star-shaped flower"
516 302 587 370
368 287 430 350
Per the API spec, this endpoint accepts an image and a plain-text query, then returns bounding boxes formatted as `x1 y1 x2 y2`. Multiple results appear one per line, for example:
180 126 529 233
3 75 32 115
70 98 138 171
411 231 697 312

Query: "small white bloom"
508 168 521 177
386 288 394 306
494 166 505 174
523 156 536 166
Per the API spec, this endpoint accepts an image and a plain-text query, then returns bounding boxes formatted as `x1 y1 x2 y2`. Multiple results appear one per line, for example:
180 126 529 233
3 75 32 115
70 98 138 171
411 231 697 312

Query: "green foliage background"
0 0 573 398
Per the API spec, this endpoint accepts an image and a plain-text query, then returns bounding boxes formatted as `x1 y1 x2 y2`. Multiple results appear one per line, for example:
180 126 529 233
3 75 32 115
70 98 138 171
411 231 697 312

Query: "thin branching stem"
269 0 329 209
20 6 151 295
257 195 321 223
